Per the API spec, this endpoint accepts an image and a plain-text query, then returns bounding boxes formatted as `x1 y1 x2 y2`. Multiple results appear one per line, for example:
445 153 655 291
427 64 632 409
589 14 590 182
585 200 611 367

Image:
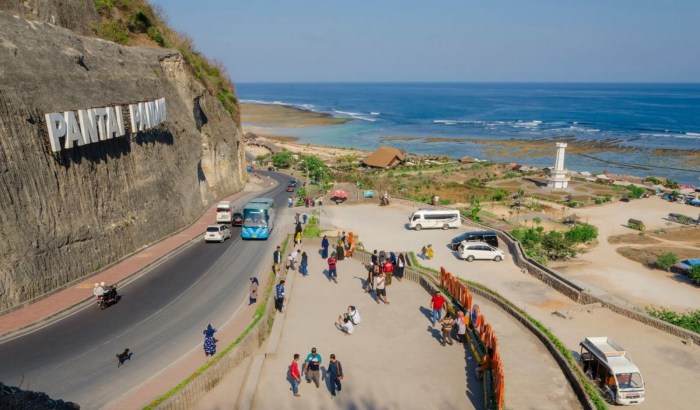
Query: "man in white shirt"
93 282 105 297
344 306 361 325
337 316 354 335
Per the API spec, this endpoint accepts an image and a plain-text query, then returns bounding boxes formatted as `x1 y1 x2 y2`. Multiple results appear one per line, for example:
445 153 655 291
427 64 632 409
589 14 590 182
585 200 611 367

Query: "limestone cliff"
0 10 246 310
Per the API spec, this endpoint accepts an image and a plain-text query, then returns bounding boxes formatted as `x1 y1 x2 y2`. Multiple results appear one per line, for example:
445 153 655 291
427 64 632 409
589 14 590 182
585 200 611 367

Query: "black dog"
116 349 131 367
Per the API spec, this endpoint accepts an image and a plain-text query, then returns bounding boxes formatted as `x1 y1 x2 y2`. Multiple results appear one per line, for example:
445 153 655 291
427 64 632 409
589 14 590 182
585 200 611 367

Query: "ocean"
237 83 700 186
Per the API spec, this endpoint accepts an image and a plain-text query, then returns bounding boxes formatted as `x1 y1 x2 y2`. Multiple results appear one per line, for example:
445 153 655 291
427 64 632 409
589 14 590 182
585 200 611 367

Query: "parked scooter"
97 284 119 310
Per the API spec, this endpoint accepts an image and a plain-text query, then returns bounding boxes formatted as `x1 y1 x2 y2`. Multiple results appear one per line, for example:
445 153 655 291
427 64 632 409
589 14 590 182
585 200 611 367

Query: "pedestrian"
420 245 428 260
456 310 468 344
295 213 300 225
295 221 303 235
327 252 338 282
321 235 330 259
383 258 394 285
287 253 294 270
396 253 406 280
289 353 302 397
365 263 377 293
426 244 434 260
378 250 386 265
302 213 308 224
336 239 345 261
439 312 455 346
337 315 354 335
300 251 309 276
203 324 217 356
273 246 282 274
292 249 300 269
303 347 322 388
328 354 344 396
318 197 323 207
294 230 302 247
376 271 389 304
371 250 378 266
288 196 293 208
275 280 286 313
341 231 347 247
249 277 259 305
430 291 446 327
344 305 361 325
389 251 397 266
476 348 494 380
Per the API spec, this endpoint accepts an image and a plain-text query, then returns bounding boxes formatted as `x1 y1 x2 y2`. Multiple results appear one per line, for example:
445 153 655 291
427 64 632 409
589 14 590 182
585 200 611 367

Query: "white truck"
215 201 233 224
579 337 645 405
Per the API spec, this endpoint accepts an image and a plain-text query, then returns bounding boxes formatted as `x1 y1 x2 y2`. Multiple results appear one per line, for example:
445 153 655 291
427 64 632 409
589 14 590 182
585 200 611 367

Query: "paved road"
0 171 292 408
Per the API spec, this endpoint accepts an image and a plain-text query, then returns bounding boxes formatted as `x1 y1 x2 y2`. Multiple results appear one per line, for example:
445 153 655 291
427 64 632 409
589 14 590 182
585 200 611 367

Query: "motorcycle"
380 197 390 206
97 285 119 310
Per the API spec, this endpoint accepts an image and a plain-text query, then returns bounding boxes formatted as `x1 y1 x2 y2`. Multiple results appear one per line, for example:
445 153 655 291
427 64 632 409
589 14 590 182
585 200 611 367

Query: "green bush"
687 265 700 284
627 185 646 199
565 224 598 244
147 26 166 46
271 151 293 168
656 252 678 272
646 307 700 333
96 20 130 44
94 0 114 15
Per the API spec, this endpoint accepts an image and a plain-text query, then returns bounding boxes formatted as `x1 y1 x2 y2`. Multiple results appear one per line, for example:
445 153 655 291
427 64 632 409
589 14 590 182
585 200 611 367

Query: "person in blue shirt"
275 280 285 313
328 354 344 396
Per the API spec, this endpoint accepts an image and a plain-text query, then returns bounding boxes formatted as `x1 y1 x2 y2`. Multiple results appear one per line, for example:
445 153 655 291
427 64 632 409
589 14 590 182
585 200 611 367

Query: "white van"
458 241 506 262
408 208 461 230
579 337 645 405
216 201 233 223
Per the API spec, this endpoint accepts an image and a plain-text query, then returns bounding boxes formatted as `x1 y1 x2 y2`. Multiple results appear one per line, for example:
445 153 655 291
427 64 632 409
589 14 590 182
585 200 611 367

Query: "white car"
458 241 506 262
204 224 232 243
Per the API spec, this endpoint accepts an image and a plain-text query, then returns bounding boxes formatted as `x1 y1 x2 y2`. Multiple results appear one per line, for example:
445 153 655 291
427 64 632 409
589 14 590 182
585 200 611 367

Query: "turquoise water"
238 83 700 185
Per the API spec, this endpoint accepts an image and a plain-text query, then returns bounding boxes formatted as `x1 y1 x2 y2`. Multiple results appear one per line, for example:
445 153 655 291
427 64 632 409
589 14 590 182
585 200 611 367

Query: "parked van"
458 241 505 262
627 218 645 231
579 337 645 405
408 208 461 230
216 201 233 223
449 231 499 250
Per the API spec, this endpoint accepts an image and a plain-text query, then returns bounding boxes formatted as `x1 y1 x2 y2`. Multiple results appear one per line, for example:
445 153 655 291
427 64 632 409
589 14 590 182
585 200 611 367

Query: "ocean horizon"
237 82 700 186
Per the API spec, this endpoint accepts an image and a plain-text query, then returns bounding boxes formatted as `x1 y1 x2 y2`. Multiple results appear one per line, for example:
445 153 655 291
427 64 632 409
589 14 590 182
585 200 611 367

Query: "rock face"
0 11 246 310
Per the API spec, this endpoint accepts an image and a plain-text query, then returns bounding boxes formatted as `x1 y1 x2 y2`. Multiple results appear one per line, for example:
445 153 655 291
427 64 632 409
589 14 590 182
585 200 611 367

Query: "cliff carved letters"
44 97 167 152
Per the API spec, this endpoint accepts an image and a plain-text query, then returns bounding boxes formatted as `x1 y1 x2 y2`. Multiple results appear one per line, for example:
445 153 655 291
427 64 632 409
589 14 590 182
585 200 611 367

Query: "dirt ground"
489 177 618 202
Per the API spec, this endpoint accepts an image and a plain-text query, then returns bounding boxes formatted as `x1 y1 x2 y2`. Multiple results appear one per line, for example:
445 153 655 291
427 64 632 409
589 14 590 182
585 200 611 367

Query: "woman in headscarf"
396 253 406 281
249 277 259 305
456 311 467 345
336 238 345 261
300 251 309 276
203 324 217 356
321 235 330 259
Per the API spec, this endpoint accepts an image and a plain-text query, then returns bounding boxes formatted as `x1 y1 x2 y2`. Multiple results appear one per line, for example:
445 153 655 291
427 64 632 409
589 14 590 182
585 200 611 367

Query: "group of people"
336 305 361 335
420 244 434 260
321 231 355 260
361 250 407 305
289 347 344 397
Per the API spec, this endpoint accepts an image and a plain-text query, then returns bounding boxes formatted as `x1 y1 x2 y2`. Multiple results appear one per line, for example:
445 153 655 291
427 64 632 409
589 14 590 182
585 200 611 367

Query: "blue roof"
676 258 700 270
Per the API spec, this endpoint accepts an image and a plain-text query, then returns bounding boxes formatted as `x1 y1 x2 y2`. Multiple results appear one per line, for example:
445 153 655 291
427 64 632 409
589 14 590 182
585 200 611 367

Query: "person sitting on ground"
343 305 361 325
337 315 354 335
476 348 494 380
420 245 428 259
426 244 434 260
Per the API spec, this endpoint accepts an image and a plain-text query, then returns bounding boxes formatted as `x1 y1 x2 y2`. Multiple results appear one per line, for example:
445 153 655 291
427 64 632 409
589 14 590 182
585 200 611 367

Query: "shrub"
627 185 646 199
96 20 130 44
646 307 700 333
687 265 700 284
94 0 114 15
271 151 293 168
147 26 166 46
565 224 598 244
656 252 678 271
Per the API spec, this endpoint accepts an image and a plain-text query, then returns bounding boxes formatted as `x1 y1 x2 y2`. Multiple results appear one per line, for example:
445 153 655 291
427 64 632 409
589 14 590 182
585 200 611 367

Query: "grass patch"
407 254 607 410
302 213 321 238
144 234 290 410
646 307 700 334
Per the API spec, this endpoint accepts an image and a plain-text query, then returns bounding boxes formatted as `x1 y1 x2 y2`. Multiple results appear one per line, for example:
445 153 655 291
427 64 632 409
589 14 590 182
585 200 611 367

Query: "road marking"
76 283 94 289
137 252 153 258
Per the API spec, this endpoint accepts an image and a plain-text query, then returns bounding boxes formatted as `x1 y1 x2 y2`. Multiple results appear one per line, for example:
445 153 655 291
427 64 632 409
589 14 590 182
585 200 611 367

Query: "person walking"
249 277 259 305
364 263 377 293
336 239 345 261
371 250 378 266
287 253 295 271
440 312 455 346
303 347 322 388
430 291 446 327
383 258 394 285
273 246 282 274
302 213 308 224
328 354 344 396
275 280 286 313
294 230 302 247
203 324 217 356
456 310 468 344
376 271 388 304
299 251 309 276
288 196 293 208
327 252 338 282
295 213 300 225
396 253 406 280
321 235 330 259
289 353 302 397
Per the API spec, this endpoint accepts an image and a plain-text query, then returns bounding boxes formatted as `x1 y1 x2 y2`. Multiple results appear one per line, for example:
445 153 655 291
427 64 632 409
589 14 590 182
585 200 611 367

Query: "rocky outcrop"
0 11 245 310
0 0 99 35
0 381 80 409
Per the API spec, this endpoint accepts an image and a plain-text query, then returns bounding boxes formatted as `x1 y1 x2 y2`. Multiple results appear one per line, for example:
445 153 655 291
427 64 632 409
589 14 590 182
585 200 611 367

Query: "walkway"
250 239 481 409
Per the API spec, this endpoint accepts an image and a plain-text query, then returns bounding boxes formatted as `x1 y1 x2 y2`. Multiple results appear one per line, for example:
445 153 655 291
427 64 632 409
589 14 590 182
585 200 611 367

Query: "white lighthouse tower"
547 142 570 189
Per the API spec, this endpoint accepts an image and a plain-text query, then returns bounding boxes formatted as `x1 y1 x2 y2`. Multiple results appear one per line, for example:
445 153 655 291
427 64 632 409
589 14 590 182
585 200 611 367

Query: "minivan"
449 231 498 250
408 208 461 230
216 201 233 223
458 241 505 262
579 337 645 405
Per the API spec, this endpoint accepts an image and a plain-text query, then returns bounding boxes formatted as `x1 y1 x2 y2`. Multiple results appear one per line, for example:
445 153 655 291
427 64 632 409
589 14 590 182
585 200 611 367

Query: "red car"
231 212 243 226
286 185 295 192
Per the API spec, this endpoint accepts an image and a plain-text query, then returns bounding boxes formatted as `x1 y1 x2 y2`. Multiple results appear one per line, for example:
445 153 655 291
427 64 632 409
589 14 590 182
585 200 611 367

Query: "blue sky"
150 0 700 83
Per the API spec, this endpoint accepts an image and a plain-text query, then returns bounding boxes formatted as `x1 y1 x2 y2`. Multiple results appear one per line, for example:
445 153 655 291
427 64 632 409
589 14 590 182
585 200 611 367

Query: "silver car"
204 224 232 243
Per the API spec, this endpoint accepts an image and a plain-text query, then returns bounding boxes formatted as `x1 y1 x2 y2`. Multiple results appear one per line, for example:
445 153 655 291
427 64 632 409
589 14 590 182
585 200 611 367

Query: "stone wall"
0 12 245 310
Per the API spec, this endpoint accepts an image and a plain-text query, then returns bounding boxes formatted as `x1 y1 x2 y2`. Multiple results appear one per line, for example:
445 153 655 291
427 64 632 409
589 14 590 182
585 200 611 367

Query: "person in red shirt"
383 259 394 285
430 291 446 327
328 253 338 283
289 353 301 397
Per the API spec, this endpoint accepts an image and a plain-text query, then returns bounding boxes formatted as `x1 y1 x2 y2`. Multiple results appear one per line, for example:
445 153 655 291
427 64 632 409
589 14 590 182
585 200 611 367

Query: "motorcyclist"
101 281 117 301
381 191 390 206
93 282 105 298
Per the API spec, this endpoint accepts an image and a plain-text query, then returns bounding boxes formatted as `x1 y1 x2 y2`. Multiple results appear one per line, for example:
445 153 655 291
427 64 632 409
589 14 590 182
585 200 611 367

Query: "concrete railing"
394 197 700 345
